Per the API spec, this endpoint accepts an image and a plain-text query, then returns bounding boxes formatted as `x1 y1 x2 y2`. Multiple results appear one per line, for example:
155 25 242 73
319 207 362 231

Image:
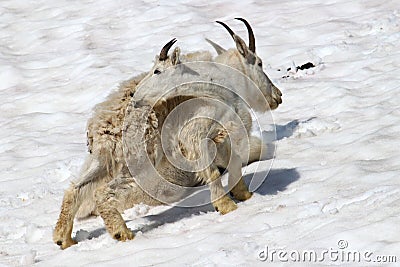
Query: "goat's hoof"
113 229 134 241
232 190 253 201
213 196 237 215
54 237 77 250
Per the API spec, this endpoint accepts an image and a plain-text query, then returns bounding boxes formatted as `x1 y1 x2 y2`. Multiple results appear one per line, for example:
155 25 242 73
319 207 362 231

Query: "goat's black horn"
235 18 255 53
216 21 236 41
159 38 177 61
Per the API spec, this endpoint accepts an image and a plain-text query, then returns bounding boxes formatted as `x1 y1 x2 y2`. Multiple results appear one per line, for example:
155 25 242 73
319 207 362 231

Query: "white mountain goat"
129 17 282 220
53 18 282 249
135 18 282 166
53 39 186 249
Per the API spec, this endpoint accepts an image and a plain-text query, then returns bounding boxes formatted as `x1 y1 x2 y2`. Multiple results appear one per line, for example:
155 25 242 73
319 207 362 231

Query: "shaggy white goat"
53 39 186 249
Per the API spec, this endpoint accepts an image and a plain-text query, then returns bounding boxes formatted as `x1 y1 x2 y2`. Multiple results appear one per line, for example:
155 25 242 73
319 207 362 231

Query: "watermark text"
258 240 397 264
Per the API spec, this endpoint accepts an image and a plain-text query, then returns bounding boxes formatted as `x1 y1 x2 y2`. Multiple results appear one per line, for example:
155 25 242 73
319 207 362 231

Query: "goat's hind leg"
53 155 106 249
53 185 80 249
94 177 159 241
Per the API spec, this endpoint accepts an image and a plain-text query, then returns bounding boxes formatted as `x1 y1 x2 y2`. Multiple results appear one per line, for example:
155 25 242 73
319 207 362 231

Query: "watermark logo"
337 239 348 249
257 240 397 263
122 61 277 207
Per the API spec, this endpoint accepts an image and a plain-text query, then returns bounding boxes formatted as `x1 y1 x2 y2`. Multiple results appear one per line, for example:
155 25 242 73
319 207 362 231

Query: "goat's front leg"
227 151 253 201
199 167 237 214
94 177 160 241
230 177 253 201
247 135 275 164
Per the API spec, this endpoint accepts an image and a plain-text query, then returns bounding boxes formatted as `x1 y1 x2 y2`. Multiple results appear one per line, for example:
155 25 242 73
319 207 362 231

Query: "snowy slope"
1 0 399 266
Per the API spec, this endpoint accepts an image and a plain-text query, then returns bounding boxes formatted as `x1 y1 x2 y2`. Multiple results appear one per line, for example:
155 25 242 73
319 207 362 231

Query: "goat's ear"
171 47 181 66
205 38 226 55
234 35 256 65
234 35 249 58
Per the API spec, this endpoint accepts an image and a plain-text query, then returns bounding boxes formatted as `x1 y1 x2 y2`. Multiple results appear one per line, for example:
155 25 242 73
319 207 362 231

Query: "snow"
1 0 399 266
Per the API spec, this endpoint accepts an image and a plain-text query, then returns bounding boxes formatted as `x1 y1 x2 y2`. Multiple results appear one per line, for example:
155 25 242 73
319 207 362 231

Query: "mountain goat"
53 39 186 249
134 18 282 167
53 18 282 249
129 17 282 220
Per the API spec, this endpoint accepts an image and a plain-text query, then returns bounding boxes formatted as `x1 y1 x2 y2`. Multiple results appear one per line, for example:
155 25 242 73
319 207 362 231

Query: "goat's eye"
153 69 161 75
258 61 263 67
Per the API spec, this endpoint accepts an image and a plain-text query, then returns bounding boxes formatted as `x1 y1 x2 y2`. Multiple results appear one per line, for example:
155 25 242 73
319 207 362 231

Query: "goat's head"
139 38 181 87
152 38 181 74
210 18 282 110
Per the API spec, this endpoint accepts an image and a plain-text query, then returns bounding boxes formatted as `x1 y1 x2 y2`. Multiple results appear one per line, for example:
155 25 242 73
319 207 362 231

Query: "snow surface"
1 0 399 266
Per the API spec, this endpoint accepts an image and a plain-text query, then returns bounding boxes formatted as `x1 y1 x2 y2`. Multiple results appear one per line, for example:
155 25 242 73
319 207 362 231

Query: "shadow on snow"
78 167 300 242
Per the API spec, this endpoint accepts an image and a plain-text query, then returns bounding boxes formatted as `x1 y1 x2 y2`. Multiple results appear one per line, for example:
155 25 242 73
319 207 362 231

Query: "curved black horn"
216 21 236 41
235 18 255 53
159 38 177 61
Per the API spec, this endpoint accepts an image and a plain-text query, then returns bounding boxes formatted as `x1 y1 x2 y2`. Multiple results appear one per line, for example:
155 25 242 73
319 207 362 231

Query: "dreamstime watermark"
257 240 397 264
122 61 278 207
